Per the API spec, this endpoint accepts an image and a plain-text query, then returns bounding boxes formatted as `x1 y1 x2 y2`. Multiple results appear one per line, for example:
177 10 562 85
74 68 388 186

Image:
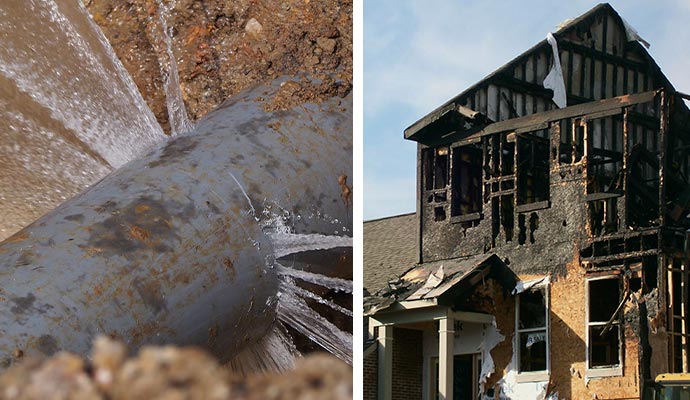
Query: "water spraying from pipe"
0 0 166 240
149 0 194 135
0 0 352 373
0 76 352 372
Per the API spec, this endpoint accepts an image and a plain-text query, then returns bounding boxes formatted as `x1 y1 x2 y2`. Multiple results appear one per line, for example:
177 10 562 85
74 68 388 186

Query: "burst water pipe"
0 76 353 369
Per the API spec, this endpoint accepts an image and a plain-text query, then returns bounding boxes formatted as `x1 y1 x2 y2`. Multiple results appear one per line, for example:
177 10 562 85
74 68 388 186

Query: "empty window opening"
517 286 548 373
643 256 658 290
587 277 622 372
587 117 623 195
434 192 447 202
502 141 516 176
517 131 550 206
666 159 690 224
451 145 482 217
485 133 516 198
491 197 500 247
434 206 446 222
423 146 450 191
588 197 619 237
488 133 516 177
529 212 539 244
626 142 660 228
518 214 527 245
501 194 514 242
559 118 585 164
558 119 572 164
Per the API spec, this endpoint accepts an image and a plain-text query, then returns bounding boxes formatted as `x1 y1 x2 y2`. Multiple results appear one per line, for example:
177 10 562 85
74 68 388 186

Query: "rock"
245 18 263 38
316 37 336 54
0 352 101 400
109 345 231 400
91 337 126 391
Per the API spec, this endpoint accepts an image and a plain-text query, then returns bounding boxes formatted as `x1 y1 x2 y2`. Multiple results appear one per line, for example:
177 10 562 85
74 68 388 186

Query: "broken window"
516 285 548 375
587 277 622 375
451 145 482 218
517 130 550 208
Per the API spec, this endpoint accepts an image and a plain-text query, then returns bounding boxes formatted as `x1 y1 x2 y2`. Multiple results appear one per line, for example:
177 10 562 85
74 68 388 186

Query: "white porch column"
377 324 393 400
439 316 455 400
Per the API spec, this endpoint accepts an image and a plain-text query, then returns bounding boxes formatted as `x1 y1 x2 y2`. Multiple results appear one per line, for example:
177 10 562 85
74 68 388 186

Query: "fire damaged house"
364 4 690 400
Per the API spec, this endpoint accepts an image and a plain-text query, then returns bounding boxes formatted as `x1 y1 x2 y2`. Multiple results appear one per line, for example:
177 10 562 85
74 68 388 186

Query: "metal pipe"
0 76 352 368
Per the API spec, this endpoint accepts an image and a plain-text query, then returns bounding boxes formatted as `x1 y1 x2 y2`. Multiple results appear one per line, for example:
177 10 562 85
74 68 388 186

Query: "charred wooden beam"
558 41 648 72
453 90 659 145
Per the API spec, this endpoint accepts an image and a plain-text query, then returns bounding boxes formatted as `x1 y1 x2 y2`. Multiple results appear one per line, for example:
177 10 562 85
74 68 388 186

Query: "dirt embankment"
85 0 353 133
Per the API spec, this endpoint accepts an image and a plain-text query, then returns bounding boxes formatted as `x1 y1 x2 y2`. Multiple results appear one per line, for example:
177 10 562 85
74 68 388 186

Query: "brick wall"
364 343 378 400
392 327 423 400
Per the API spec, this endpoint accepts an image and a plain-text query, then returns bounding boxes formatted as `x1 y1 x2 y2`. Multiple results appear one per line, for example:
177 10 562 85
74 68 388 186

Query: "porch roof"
364 253 517 316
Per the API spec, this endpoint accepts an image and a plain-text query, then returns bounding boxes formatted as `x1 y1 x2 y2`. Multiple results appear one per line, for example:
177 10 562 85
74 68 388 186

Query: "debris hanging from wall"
543 32 567 109
479 318 506 392
512 276 550 295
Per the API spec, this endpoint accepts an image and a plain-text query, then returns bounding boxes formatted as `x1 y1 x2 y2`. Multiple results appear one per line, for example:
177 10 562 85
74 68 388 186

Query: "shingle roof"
363 213 417 294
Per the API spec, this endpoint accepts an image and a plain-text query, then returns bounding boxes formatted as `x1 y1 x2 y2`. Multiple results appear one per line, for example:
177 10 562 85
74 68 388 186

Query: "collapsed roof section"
364 254 517 315
404 3 676 146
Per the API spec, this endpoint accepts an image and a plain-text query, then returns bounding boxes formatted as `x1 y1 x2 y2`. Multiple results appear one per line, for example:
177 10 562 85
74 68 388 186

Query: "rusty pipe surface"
0 76 352 368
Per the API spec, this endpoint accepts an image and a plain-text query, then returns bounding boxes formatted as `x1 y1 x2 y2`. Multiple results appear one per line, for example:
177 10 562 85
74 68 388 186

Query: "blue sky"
363 0 690 220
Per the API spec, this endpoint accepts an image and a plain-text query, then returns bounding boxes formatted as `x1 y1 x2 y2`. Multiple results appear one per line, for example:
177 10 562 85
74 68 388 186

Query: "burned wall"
419 123 589 277
417 91 680 274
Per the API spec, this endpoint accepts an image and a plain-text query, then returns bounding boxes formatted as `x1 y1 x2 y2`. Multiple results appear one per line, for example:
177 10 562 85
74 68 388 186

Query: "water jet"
0 76 352 370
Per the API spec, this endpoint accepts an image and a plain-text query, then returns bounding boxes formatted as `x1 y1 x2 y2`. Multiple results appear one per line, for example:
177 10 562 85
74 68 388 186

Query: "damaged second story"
365 4 690 400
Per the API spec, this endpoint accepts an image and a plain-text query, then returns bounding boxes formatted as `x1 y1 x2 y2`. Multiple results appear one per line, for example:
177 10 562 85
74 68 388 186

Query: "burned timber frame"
410 87 690 379
365 4 690 400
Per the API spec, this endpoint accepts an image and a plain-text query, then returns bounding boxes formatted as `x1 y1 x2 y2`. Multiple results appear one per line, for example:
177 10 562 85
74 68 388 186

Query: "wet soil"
85 0 353 133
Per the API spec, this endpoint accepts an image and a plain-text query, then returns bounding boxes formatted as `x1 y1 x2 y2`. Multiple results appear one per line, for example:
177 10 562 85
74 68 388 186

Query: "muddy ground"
85 0 353 133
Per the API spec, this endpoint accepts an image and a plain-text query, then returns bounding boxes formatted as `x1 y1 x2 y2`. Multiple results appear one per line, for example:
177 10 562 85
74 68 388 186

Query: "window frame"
585 275 624 378
514 279 550 382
